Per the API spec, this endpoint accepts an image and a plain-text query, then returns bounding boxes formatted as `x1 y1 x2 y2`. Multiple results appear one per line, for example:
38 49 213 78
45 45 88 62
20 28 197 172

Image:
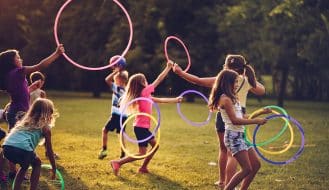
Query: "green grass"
0 92 328 189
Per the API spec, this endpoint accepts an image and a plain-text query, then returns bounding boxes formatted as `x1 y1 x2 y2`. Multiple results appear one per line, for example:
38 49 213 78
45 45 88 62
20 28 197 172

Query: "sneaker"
138 167 149 174
98 149 108 160
214 181 224 189
110 161 120 176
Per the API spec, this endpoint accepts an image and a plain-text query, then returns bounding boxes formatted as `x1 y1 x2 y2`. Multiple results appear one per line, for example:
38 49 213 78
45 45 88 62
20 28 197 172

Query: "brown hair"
208 70 238 111
224 54 256 88
30 71 45 83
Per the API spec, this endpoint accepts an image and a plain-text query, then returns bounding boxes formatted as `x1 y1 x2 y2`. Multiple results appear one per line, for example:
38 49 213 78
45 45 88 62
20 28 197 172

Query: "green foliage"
0 0 328 101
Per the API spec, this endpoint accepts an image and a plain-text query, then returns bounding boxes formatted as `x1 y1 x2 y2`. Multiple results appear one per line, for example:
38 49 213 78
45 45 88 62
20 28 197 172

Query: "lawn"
0 92 328 190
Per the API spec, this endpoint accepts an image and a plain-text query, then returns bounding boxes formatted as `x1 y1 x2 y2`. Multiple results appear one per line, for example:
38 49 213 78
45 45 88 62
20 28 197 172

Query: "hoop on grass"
119 112 160 159
12 164 64 190
54 0 133 70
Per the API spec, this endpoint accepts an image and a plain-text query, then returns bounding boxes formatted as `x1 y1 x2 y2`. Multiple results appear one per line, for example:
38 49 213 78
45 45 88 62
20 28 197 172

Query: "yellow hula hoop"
119 112 160 159
247 109 294 155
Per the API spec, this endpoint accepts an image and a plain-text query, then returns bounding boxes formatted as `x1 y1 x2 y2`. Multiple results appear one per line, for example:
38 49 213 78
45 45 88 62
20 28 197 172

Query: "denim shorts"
224 130 251 156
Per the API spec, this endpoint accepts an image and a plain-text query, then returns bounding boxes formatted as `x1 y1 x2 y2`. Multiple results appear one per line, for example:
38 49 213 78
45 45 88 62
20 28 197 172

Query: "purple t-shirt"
5 67 30 112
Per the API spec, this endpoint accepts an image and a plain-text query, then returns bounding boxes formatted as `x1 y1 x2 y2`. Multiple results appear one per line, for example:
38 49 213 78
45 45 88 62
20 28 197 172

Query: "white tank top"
219 100 245 132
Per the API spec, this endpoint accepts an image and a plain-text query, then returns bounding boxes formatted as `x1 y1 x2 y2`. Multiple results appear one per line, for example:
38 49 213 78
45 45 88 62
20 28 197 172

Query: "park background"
0 0 329 189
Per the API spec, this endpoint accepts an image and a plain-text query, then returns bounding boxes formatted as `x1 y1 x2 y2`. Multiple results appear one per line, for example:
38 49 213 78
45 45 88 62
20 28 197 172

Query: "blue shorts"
224 130 252 156
134 127 154 147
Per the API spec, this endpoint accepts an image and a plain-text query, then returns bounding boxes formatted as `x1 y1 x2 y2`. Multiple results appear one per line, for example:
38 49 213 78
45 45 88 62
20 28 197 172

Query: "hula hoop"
253 114 305 165
12 164 64 190
177 90 212 127
120 97 161 144
54 0 133 71
164 36 191 72
245 105 289 146
247 109 294 155
119 112 160 159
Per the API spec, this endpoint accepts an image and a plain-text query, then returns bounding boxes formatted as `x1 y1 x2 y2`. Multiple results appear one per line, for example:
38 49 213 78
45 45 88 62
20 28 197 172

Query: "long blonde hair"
14 98 58 131
120 73 147 114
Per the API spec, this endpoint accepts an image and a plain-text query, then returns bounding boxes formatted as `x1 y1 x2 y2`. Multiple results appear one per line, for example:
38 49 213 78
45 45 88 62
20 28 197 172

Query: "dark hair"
30 71 45 83
224 54 256 88
0 49 19 90
208 70 239 111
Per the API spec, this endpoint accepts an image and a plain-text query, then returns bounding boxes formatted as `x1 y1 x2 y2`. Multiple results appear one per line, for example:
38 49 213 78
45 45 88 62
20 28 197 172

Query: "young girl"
98 57 129 160
0 44 64 179
208 70 268 190
173 54 265 187
110 61 182 176
2 98 58 190
29 71 46 105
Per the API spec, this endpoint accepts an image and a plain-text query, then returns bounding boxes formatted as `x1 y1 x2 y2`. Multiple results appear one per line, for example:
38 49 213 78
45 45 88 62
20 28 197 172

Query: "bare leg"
217 131 227 186
224 150 251 190
139 139 159 171
29 157 41 190
225 151 238 185
240 148 261 190
102 128 108 149
13 168 27 190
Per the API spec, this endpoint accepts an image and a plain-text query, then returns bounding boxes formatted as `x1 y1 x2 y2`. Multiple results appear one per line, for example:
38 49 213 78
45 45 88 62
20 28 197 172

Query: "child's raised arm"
105 68 119 87
151 60 174 88
172 64 215 88
151 96 182 104
43 127 56 179
25 44 65 75
250 81 266 96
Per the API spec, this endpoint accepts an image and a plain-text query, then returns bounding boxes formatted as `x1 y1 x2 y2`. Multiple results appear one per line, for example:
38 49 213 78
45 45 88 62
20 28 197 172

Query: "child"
98 56 129 159
29 71 46 105
0 44 64 179
2 98 58 190
173 54 265 188
110 61 182 176
208 69 268 190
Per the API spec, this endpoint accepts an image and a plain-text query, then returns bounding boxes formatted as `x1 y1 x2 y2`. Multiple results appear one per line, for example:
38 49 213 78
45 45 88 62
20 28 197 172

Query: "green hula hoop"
12 164 64 190
244 105 289 146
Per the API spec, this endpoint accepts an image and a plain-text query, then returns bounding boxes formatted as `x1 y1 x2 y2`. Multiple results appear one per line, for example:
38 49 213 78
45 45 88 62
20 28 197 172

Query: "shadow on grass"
114 172 187 190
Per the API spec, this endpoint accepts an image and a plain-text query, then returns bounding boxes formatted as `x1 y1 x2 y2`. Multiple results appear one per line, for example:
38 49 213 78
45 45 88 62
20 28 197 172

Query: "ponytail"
244 64 256 88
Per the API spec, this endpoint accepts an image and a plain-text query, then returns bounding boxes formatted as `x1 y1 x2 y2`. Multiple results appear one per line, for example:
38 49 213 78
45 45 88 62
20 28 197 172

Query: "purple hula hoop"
177 90 212 127
253 114 305 165
120 97 161 144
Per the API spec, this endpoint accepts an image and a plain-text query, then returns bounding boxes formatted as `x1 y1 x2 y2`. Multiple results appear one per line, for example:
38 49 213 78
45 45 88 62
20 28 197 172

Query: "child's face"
14 54 23 67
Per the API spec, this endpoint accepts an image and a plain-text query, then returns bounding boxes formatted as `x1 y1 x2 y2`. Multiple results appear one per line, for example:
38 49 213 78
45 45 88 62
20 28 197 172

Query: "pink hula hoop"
54 0 133 71
164 36 191 72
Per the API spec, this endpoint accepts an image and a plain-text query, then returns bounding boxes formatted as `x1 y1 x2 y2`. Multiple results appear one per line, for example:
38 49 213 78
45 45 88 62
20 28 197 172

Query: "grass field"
0 92 328 190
